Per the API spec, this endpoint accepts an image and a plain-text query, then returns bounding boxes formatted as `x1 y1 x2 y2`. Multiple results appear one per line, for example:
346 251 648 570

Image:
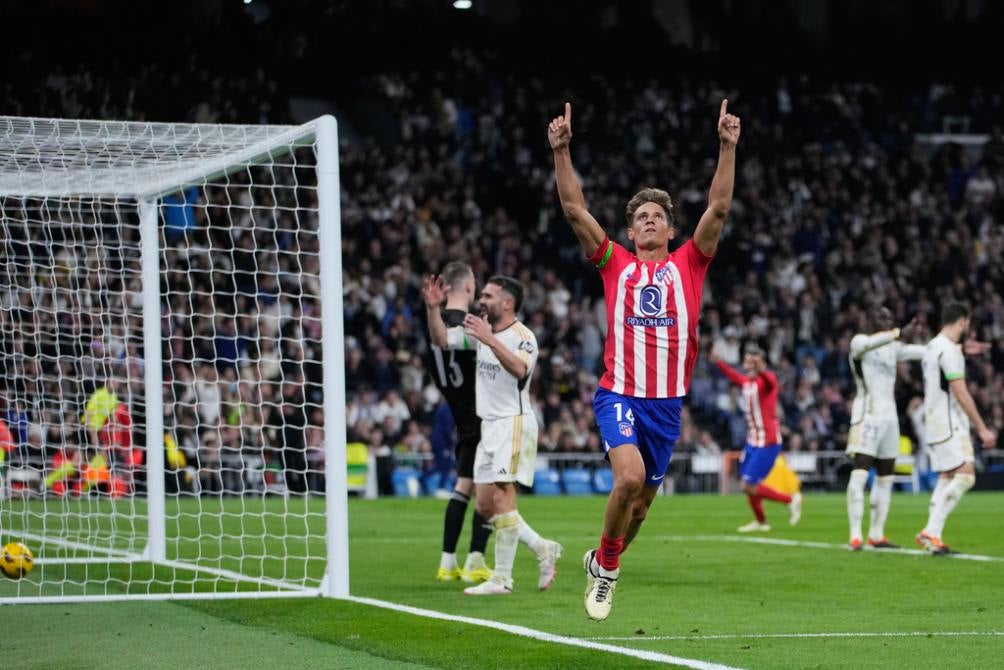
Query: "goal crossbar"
0 116 319 198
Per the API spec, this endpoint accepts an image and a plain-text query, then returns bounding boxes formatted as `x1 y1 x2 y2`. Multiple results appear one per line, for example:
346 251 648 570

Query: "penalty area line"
347 595 745 670
587 630 1004 642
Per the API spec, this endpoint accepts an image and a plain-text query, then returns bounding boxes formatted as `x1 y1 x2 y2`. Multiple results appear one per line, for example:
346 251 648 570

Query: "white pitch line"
17 530 137 559
347 595 745 670
588 630 1004 642
665 535 1004 562
353 534 1004 562
35 557 136 565
17 530 311 593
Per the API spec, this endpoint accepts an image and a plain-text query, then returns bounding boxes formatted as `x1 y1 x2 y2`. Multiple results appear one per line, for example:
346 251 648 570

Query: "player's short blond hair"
442 261 474 291
625 188 675 227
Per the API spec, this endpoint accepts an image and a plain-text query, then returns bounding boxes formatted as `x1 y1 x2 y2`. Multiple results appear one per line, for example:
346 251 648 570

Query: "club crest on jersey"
654 266 672 284
618 422 634 437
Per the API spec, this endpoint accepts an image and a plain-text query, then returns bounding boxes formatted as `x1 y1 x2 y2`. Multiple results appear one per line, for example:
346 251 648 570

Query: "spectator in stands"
3 6 1001 501
696 431 723 456
374 389 411 438
426 390 455 497
369 428 394 497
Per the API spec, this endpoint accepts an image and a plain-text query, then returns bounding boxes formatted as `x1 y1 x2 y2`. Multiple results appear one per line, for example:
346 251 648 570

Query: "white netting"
0 117 310 197
0 116 341 601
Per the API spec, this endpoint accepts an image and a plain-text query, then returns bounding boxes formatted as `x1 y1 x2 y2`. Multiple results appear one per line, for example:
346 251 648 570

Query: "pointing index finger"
564 102 571 124
720 99 728 118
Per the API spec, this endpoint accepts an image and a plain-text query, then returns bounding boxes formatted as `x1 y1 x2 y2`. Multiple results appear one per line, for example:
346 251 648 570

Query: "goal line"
4 530 315 604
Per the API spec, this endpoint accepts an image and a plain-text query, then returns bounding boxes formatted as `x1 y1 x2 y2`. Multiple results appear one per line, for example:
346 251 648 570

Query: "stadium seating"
533 469 563 496
422 472 455 495
592 468 613 494
561 468 593 496
392 467 422 498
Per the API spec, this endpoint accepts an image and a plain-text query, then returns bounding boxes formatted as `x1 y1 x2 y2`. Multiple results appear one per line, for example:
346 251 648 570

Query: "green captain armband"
595 241 614 269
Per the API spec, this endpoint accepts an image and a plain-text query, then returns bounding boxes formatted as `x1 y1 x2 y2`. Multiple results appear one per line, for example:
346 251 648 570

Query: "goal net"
0 116 348 602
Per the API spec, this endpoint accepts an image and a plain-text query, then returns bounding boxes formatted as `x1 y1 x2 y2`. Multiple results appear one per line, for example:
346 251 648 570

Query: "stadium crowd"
339 63 1004 470
2 13 1003 497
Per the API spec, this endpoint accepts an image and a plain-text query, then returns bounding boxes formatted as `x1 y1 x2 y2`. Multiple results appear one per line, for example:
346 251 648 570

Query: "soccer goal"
0 115 348 603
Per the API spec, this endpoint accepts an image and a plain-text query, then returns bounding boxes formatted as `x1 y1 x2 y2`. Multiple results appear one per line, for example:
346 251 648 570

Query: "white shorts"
928 433 975 473
474 414 538 487
846 418 900 460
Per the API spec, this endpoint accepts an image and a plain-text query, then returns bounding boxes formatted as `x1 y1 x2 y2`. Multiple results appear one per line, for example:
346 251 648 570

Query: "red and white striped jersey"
715 360 780 446
588 237 713 398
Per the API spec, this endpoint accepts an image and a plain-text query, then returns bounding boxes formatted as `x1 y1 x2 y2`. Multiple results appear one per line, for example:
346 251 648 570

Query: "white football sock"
922 476 951 536
926 473 975 539
868 475 894 540
463 551 486 570
517 515 545 555
491 511 520 585
846 469 868 541
440 551 457 570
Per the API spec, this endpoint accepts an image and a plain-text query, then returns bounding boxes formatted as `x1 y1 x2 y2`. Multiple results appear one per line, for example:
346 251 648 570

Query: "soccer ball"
0 542 34 579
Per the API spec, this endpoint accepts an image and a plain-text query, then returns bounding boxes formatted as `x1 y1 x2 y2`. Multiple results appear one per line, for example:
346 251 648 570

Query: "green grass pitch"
2 492 1002 669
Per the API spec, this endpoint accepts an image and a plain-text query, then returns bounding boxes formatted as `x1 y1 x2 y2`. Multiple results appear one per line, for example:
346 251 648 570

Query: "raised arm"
714 360 748 386
850 330 900 360
548 102 606 257
709 346 748 386
422 275 450 348
693 99 741 256
896 344 926 361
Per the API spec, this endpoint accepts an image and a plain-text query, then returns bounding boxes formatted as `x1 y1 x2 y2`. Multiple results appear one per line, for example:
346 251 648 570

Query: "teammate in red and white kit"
710 345 802 532
548 99 739 620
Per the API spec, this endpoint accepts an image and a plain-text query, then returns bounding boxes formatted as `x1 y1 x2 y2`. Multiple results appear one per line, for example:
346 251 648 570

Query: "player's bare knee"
616 472 646 497
454 478 474 497
474 498 493 519
491 482 516 514
474 487 495 518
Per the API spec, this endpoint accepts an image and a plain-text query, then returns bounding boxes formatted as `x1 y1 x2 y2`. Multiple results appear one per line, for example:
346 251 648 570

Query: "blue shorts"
740 444 782 485
594 388 682 487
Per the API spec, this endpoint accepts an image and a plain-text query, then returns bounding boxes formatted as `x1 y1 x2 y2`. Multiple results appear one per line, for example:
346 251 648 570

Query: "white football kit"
922 333 973 473
846 330 924 459
446 320 539 486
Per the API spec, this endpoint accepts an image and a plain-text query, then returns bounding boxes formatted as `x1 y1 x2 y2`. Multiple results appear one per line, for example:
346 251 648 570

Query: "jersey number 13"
433 348 464 388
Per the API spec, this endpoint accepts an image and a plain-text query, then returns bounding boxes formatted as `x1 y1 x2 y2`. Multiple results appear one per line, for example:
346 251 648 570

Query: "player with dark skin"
850 308 921 480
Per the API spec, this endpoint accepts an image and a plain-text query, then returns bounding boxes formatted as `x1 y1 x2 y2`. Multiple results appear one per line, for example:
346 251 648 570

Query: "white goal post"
0 115 348 602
